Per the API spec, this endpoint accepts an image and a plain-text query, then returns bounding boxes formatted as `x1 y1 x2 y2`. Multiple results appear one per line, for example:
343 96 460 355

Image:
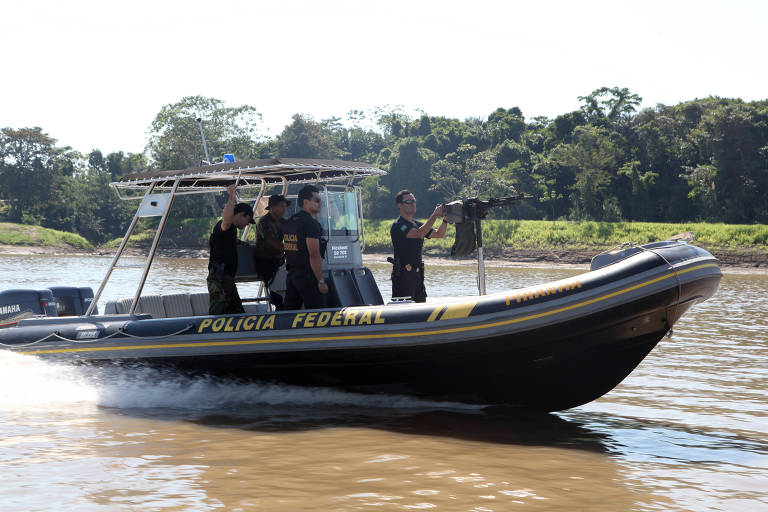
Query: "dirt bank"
1 243 765 274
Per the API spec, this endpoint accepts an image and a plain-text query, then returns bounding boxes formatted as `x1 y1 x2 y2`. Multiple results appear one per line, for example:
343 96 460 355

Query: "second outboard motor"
0 289 57 326
48 286 97 316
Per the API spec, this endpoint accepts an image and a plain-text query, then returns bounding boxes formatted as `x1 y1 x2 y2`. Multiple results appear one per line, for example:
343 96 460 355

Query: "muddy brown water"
1 254 766 511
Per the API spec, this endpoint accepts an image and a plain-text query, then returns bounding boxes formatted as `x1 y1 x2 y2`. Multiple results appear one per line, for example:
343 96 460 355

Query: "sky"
1 0 766 156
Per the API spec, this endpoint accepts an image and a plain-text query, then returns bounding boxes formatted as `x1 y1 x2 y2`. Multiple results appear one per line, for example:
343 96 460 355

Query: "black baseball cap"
233 203 256 223
266 194 291 210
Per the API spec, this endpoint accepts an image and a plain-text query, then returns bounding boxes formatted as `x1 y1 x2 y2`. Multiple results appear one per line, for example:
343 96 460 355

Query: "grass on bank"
0 222 93 250
108 218 768 255
363 220 768 255
9 218 766 256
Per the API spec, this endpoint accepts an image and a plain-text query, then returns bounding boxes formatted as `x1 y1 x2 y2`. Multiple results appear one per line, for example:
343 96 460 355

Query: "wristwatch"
318 279 326 284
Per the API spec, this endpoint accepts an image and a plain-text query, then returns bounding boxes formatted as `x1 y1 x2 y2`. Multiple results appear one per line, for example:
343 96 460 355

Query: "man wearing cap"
254 194 290 260
207 184 255 315
252 195 290 302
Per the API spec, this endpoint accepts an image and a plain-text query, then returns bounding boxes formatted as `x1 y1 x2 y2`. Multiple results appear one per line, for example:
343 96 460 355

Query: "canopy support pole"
86 182 158 316
129 179 181 315
476 217 486 295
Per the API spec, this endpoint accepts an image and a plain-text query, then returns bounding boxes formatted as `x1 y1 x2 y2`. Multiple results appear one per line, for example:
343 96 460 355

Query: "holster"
387 256 401 280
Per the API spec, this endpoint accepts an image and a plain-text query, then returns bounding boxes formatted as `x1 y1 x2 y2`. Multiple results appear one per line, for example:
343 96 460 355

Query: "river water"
0 254 766 511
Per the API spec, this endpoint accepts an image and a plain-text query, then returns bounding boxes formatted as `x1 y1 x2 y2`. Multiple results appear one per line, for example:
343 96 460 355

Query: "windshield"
319 190 359 237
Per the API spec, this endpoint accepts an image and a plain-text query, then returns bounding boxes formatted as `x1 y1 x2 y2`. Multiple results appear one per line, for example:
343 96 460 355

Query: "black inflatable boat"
0 159 721 411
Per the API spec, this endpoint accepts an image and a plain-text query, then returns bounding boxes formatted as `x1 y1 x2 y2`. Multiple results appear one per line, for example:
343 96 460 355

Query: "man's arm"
306 238 329 294
220 184 237 230
263 221 284 253
431 218 448 239
406 205 444 239
264 234 283 253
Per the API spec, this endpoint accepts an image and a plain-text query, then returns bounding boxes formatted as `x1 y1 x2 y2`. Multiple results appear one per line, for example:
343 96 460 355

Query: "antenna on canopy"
196 116 211 165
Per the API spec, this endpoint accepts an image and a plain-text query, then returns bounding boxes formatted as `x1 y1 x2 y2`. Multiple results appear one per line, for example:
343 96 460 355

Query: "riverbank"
3 219 766 269
1 243 765 274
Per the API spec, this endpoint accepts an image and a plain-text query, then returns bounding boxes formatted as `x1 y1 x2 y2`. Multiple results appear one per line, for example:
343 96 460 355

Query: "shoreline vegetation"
1 220 766 271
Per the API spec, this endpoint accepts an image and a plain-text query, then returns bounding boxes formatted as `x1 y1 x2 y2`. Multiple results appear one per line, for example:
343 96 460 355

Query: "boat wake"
0 352 481 415
0 351 97 409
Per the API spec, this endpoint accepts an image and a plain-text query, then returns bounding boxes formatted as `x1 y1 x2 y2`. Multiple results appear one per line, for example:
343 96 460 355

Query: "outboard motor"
48 286 97 316
0 289 58 327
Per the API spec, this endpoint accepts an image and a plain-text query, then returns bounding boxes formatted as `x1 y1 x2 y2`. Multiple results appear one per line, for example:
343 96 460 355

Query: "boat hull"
2 242 721 411
126 277 713 411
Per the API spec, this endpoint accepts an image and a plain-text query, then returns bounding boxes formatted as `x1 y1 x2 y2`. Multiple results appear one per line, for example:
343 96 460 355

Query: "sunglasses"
401 199 416 204
310 197 322 203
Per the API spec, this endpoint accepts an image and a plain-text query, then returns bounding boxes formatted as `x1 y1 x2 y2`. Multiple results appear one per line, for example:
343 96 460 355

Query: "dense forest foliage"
1 89 767 244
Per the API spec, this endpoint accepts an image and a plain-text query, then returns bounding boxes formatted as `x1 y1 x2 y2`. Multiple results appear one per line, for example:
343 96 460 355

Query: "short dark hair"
395 189 412 204
298 185 320 208
233 203 256 223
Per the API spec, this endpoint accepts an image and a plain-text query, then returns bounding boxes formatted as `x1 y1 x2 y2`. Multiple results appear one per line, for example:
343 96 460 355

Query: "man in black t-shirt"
207 184 255 315
390 189 447 302
283 185 328 310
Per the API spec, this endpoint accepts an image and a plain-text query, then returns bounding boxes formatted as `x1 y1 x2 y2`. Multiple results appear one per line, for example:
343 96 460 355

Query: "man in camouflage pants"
207 184 255 315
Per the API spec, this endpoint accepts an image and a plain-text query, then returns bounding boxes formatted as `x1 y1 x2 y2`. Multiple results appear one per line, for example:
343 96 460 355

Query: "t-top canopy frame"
86 159 385 316
112 158 386 197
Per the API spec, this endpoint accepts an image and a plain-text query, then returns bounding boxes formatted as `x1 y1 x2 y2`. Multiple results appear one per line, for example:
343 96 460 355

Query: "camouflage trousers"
207 275 245 315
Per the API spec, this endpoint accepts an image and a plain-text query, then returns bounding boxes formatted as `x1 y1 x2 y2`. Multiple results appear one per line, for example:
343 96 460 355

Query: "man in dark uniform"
207 184 255 315
282 185 328 310
390 189 447 302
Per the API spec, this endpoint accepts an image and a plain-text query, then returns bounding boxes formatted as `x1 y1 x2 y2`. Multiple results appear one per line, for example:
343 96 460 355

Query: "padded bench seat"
104 292 268 318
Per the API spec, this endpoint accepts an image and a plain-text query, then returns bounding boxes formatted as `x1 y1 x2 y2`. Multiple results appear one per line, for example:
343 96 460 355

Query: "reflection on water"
1 254 767 511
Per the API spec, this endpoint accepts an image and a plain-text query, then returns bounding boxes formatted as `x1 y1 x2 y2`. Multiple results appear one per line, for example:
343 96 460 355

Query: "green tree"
384 139 440 210
551 126 622 220
578 87 642 125
487 107 525 146
146 96 262 170
276 114 339 158
0 127 69 222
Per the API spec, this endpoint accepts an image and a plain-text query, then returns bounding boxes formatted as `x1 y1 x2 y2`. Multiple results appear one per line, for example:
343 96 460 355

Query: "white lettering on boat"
0 304 22 315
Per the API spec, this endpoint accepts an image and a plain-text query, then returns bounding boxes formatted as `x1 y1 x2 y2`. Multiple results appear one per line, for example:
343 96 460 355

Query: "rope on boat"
1 323 195 348
0 332 63 348
115 323 195 340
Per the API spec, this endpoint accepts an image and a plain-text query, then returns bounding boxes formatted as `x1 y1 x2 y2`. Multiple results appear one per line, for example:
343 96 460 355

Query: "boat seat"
162 294 194 318
190 292 210 316
106 296 167 318
352 267 384 305
104 300 118 315
137 295 166 318
327 267 384 307
244 303 269 314
115 297 133 314
328 269 364 307
104 293 213 318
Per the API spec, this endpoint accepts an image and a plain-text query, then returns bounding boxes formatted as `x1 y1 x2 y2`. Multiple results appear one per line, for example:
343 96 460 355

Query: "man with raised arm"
207 184 255 315
390 189 447 303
